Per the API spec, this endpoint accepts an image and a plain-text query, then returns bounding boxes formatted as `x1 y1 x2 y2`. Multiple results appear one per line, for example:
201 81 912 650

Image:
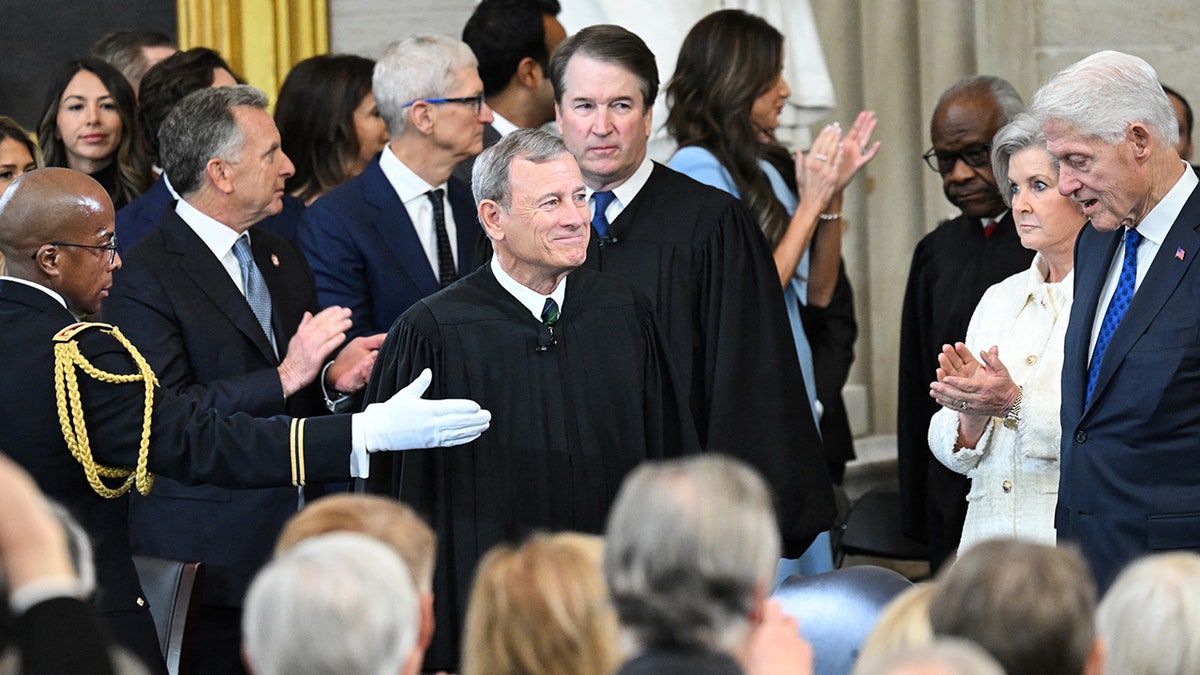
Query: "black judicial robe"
897 211 1033 569
582 162 835 556
362 264 699 671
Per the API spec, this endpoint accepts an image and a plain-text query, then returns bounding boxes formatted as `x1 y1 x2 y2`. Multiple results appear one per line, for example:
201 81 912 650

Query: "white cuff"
10 576 89 616
349 413 370 479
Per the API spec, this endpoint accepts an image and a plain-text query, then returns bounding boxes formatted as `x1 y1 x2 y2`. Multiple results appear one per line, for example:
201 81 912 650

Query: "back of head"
1097 552 1200 675
604 454 780 653
463 0 561 98
1031 50 1178 147
275 54 376 201
243 532 419 675
275 493 436 593
856 639 1006 675
373 34 478 138
91 30 175 91
854 583 936 673
461 532 618 675
138 48 241 165
928 540 1096 675
548 24 658 108
158 85 267 197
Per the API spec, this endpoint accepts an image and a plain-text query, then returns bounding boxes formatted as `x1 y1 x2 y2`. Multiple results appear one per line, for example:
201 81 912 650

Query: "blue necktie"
1086 228 1143 405
232 234 278 357
591 191 616 236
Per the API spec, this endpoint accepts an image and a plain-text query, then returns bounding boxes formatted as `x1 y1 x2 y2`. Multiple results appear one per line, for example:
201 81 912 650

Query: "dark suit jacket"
1058 181 1200 591
8 597 117 675
451 122 503 185
104 210 333 607
299 157 485 338
116 176 307 253
0 280 352 668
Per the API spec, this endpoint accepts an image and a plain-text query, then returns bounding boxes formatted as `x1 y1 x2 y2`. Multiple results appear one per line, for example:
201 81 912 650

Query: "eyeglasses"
922 143 992 174
402 94 486 115
33 236 119 265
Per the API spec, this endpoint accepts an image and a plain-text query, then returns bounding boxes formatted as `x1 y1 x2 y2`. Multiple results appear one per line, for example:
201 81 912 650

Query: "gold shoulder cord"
52 322 158 498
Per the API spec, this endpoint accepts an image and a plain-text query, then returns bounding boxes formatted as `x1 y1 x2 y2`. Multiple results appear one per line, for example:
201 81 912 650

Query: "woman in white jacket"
926 112 1088 555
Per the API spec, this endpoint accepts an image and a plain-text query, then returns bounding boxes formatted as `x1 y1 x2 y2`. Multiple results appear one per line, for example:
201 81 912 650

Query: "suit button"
1025 355 1038 366
1075 430 1088 443
1002 480 1013 493
136 597 146 607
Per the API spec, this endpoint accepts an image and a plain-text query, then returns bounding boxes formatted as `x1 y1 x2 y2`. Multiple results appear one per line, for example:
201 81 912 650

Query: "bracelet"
818 212 842 221
1003 386 1023 430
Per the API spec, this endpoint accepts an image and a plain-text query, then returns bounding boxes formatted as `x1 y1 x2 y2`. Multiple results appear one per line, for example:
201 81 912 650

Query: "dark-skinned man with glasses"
301 34 494 339
898 75 1034 574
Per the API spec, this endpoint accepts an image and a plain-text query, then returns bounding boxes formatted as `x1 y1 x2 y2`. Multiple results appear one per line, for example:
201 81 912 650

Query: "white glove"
354 368 491 452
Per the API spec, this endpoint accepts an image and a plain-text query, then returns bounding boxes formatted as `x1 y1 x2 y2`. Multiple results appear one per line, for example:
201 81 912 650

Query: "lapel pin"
1176 247 1186 261
270 254 280 268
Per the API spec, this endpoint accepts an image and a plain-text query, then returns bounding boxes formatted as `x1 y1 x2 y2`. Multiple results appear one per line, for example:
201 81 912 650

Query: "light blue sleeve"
667 146 740 198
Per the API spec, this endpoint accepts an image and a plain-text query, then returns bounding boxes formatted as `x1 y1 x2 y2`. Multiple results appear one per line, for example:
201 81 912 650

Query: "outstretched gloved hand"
355 368 491 451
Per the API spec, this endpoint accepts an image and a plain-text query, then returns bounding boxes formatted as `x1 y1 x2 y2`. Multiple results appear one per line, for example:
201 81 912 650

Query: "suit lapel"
1065 225 1122 420
159 212 279 363
449 177 482 276
1084 186 1200 415
362 162 440 296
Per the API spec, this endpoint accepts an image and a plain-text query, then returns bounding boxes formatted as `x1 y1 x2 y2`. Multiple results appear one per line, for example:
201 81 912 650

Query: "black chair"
837 487 927 564
773 565 914 675
132 555 204 675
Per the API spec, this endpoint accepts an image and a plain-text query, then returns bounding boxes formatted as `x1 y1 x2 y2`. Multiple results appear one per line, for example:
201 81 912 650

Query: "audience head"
1096 552 1200 675
373 34 489 158
275 494 437 654
158 85 294 229
137 47 241 167
91 30 177 95
928 539 1102 675
856 639 1006 675
275 54 388 203
604 453 780 655
243 532 422 675
0 117 42 196
667 9 793 244
461 532 618 675
854 583 936 673
1162 84 1194 161
474 128 587 292
462 0 565 128
550 25 657 192
38 57 149 206
928 75 1023 219
1032 50 1180 232
0 168 119 316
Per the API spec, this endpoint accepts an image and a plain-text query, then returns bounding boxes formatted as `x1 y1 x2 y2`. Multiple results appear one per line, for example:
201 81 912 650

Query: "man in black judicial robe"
548 25 835 557
898 76 1033 571
362 130 699 671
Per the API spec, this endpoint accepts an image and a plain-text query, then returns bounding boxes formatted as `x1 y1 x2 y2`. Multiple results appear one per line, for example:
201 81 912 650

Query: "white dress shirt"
379 145 459 273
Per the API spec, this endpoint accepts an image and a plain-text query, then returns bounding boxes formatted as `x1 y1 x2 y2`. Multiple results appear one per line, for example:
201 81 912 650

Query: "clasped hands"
928 342 1020 419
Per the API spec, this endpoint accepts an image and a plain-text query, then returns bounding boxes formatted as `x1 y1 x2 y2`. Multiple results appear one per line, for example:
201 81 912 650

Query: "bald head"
0 168 113 263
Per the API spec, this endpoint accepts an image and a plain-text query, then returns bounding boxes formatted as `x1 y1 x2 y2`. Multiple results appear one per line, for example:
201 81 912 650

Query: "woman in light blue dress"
666 9 878 576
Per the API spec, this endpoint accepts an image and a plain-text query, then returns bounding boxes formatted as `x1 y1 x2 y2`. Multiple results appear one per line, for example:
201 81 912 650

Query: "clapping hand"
929 343 1019 418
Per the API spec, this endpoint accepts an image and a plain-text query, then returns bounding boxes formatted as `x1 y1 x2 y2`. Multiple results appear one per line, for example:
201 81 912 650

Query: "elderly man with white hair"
242 532 423 675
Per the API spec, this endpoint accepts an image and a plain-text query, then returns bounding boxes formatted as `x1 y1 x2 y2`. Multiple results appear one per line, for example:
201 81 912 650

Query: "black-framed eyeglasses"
402 94 485 115
922 143 992 174
32 236 119 265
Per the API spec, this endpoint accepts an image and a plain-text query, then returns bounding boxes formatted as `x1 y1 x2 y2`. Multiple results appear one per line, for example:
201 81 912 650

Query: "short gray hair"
1031 50 1179 147
604 454 781 653
158 84 267 197
373 34 478 137
242 533 419 675
472 128 570 209
937 75 1025 126
1097 552 1200 675
990 112 1049 207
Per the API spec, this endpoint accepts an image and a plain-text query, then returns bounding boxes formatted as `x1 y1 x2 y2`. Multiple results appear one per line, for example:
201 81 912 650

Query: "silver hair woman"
1096 552 1200 675
926 111 1088 554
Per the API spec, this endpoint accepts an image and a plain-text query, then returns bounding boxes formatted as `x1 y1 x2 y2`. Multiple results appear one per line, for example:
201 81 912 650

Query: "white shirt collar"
489 111 519 137
1131 160 1199 247
175 197 243 262
587 155 655 223
162 172 180 199
490 255 567 321
0 275 69 313
379 144 443 203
